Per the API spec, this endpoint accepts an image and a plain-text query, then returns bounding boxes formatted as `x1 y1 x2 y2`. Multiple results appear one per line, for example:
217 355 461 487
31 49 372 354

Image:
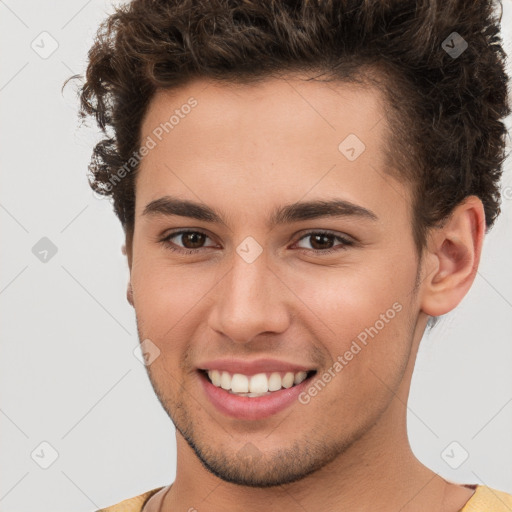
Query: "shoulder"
462 485 512 512
95 486 166 512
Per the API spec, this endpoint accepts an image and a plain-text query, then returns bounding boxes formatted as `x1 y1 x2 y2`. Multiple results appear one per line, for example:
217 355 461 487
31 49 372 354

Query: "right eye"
159 230 217 254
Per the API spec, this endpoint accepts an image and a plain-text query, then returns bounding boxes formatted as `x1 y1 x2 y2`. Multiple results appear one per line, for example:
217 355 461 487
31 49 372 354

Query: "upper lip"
197 358 316 375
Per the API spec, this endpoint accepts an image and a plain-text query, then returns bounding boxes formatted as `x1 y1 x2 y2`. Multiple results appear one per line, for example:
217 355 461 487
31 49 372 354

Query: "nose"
207 250 291 344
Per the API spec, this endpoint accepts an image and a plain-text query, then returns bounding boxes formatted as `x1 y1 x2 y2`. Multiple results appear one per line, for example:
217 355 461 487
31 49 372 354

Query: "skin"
123 74 485 512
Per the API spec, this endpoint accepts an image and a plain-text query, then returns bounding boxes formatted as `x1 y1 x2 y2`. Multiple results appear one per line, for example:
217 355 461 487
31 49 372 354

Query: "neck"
164 411 450 512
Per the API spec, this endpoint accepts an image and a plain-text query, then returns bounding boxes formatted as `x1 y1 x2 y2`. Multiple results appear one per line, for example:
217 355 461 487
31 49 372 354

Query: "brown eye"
160 230 217 254
180 231 206 249
295 231 354 255
309 233 336 250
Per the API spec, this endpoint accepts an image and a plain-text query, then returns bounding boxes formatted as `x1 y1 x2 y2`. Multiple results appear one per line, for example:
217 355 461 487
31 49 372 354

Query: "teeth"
268 372 282 391
282 372 295 388
294 371 308 385
206 369 310 395
220 371 231 390
210 370 221 387
231 373 249 393
249 373 268 393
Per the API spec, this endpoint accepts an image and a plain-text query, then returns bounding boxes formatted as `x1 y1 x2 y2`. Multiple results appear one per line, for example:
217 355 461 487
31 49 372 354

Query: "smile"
202 369 315 397
198 369 318 420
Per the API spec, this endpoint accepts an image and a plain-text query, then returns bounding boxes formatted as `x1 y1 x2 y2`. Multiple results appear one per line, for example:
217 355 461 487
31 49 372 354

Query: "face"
127 74 424 487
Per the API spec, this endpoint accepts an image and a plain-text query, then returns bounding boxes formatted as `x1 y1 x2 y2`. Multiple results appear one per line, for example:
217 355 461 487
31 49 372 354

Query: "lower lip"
198 370 315 420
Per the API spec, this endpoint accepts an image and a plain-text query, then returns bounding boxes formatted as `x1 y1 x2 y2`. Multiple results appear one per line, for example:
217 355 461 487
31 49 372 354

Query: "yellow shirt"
95 484 512 512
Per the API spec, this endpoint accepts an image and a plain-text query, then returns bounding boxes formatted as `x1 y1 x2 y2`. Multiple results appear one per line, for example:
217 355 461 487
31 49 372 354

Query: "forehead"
142 74 386 145
135 74 410 224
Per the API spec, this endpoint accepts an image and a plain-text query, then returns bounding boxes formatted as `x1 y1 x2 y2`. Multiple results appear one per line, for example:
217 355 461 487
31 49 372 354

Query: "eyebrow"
142 195 378 226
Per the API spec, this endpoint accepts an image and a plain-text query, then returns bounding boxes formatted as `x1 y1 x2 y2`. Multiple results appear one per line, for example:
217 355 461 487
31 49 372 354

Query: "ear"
420 195 486 317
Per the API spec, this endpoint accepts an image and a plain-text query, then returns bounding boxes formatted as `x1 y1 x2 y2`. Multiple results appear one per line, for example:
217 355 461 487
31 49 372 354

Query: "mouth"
199 368 318 397
195 356 320 420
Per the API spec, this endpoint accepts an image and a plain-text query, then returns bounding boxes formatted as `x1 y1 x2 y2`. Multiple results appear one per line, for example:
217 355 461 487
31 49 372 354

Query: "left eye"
294 231 354 253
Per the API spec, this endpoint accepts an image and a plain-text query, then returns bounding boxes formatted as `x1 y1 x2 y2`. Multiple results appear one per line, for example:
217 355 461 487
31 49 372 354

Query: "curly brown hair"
63 0 511 254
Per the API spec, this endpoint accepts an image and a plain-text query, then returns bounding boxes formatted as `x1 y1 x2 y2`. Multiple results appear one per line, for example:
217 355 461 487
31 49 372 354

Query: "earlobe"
420 196 485 317
127 282 134 307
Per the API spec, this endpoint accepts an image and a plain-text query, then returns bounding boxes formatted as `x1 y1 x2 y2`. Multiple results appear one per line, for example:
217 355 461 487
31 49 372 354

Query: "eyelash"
159 229 354 256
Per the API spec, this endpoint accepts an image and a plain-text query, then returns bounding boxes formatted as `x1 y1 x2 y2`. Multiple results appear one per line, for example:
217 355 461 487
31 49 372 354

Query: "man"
65 0 512 510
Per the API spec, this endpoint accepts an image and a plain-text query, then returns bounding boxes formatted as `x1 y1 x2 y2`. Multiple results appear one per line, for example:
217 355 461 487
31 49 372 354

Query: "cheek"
300 290 412 432
288 258 415 392
287 258 413 339
131 242 210 309
130 254 222 359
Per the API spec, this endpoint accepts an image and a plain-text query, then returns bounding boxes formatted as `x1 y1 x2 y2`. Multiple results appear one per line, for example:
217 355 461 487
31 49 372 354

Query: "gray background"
1 1 511 511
